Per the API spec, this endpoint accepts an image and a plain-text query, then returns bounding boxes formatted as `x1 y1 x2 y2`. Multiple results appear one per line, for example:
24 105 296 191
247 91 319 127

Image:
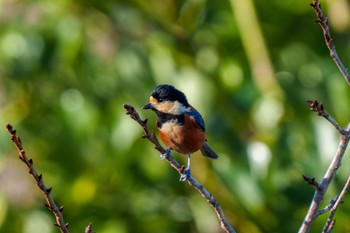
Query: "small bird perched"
142 84 219 181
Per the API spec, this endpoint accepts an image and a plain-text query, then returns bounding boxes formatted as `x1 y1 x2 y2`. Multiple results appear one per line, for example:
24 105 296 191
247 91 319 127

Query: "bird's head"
142 84 189 115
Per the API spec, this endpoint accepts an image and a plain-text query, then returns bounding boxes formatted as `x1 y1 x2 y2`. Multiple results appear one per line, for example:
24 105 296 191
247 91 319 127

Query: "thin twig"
6 124 69 233
123 104 236 233
310 0 350 86
302 175 321 191
307 100 346 135
322 176 350 233
317 197 337 215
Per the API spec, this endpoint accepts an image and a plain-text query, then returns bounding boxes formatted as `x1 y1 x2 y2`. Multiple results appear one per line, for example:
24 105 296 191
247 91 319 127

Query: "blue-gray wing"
186 107 205 131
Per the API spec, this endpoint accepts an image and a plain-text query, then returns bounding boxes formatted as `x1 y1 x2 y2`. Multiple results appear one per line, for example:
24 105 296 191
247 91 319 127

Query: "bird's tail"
200 142 219 159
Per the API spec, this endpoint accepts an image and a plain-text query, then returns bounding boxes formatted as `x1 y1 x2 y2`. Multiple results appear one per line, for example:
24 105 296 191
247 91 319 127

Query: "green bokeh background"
1 0 350 232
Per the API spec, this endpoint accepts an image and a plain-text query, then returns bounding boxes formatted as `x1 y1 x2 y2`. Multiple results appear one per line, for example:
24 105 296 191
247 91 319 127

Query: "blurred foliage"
1 0 350 232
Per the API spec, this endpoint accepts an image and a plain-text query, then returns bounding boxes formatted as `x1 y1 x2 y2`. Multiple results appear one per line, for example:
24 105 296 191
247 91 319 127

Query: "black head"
150 84 189 106
142 84 190 115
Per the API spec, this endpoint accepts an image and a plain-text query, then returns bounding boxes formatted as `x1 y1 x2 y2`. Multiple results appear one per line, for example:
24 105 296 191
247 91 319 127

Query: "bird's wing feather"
186 106 205 131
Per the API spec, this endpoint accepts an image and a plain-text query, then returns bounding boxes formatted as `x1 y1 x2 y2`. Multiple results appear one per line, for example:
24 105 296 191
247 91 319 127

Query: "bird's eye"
158 98 164 102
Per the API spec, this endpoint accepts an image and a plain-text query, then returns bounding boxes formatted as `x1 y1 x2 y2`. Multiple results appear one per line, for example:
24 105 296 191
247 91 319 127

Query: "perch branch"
124 104 236 233
322 175 350 233
6 124 69 233
310 0 350 86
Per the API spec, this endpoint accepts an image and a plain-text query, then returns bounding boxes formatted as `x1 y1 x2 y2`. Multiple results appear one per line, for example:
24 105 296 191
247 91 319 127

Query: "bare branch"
298 123 350 233
310 0 350 86
322 176 350 233
299 2 350 231
6 124 69 233
123 104 236 233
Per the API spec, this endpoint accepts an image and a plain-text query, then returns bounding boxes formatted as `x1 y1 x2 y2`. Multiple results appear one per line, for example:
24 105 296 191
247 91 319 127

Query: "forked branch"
299 101 350 233
298 2 350 232
322 176 350 233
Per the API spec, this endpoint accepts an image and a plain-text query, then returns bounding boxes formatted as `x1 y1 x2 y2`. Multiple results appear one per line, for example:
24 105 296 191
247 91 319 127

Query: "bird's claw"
179 169 191 182
160 147 171 160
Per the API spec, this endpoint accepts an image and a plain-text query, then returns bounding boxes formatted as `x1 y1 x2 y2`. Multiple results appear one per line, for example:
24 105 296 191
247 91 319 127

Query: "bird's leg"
160 147 171 160
179 154 191 181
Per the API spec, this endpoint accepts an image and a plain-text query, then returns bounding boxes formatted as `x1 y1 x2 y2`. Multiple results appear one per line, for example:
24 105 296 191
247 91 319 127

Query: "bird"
142 84 219 181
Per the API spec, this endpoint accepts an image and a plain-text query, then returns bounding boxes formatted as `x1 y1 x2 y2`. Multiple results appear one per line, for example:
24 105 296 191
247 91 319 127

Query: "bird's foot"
179 168 191 182
160 147 171 160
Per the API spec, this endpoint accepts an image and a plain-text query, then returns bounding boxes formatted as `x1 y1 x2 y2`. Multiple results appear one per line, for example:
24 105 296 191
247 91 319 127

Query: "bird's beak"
142 103 152 110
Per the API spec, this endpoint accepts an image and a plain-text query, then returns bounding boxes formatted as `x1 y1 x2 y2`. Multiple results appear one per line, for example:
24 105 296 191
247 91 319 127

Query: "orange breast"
158 115 206 155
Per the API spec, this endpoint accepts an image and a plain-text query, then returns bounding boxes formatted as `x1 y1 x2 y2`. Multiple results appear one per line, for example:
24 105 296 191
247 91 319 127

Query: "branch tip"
6 123 16 134
306 99 345 134
123 103 135 114
309 0 350 86
307 99 324 116
85 223 93 233
303 175 322 190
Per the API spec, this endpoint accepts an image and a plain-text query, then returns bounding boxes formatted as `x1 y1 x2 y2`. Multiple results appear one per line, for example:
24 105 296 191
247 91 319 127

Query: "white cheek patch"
156 101 187 115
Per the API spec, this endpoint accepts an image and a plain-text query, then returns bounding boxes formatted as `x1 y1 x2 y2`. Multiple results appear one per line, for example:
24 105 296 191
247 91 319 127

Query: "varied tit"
142 84 219 181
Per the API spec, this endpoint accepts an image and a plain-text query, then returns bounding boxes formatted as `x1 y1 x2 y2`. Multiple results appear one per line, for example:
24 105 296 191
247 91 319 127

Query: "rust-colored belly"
158 115 205 155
